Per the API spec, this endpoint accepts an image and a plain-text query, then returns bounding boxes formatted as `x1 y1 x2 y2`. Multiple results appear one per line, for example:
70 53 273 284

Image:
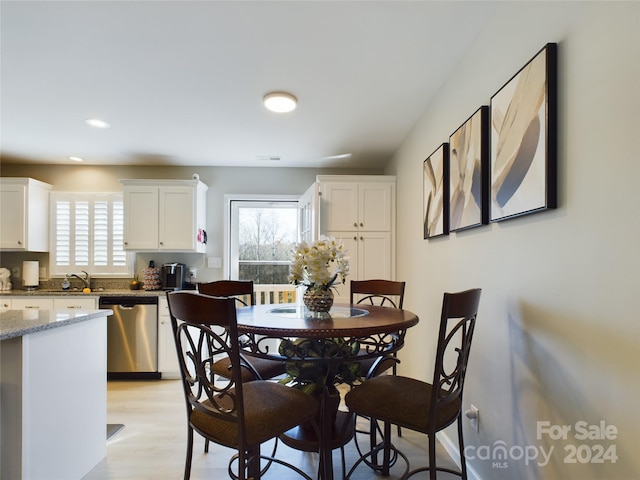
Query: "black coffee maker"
161 263 186 291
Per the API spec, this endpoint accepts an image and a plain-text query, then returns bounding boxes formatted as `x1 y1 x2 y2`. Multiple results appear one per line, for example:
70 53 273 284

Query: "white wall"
387 2 639 479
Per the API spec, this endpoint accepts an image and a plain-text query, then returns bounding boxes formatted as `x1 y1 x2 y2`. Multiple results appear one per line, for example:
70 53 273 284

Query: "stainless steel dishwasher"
100 296 160 379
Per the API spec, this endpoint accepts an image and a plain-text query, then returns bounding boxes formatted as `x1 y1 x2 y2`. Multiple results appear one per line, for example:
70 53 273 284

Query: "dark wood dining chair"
350 279 405 310
197 280 286 384
345 288 482 480
166 291 319 480
350 279 406 378
350 279 406 460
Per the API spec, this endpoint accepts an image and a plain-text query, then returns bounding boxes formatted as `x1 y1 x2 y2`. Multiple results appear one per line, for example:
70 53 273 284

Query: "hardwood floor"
83 380 461 480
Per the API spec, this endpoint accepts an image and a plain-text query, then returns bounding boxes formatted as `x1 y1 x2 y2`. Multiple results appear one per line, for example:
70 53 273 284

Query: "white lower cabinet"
329 231 392 301
10 297 54 311
54 297 98 310
1 298 11 312
9 296 98 311
157 296 180 379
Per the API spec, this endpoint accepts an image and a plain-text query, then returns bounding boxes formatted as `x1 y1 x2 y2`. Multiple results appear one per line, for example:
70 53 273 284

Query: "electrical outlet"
466 404 479 432
39 267 47 279
189 268 196 279
11 266 20 278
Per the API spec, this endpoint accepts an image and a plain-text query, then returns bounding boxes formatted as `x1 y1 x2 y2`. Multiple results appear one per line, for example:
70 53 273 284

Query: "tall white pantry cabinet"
301 175 396 302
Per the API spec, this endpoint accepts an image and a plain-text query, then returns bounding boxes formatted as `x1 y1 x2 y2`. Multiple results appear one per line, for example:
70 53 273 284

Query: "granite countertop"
0 309 112 341
1 289 167 297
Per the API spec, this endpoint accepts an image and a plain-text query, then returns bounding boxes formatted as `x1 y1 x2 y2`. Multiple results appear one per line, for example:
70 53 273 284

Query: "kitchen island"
1 308 111 480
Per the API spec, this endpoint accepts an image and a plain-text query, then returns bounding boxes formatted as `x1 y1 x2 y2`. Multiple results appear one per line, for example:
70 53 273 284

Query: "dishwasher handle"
117 304 138 310
99 296 159 307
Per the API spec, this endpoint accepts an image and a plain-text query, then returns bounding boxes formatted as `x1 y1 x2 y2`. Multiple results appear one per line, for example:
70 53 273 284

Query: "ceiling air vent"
256 155 282 162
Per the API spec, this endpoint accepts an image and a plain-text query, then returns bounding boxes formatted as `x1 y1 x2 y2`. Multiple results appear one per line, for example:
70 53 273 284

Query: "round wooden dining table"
235 303 419 480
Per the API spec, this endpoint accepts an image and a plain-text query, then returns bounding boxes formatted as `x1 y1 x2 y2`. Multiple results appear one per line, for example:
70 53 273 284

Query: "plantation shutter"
51 192 132 276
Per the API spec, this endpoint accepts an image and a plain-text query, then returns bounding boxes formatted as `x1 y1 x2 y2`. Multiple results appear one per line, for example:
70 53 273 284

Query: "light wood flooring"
83 380 461 480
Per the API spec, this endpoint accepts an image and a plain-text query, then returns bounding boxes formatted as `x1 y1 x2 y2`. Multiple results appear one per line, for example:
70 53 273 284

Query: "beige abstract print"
491 48 548 220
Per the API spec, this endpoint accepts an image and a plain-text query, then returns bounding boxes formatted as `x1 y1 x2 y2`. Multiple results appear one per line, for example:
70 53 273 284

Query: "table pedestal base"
280 411 354 480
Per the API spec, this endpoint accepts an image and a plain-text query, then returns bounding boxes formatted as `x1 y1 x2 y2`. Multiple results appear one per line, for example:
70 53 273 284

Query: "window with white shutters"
50 192 132 277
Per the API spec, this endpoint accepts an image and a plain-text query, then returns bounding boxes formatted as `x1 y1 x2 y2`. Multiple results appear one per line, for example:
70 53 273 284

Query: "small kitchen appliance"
161 262 187 291
23 261 39 290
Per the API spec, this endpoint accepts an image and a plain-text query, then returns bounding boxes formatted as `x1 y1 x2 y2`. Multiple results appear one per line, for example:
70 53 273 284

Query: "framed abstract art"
449 106 489 232
423 143 449 239
490 43 557 222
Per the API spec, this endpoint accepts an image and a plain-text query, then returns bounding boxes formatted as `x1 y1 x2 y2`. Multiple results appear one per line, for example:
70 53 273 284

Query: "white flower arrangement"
288 236 349 292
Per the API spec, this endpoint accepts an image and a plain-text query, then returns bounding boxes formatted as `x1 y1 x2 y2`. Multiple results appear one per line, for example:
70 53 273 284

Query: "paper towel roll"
23 261 39 288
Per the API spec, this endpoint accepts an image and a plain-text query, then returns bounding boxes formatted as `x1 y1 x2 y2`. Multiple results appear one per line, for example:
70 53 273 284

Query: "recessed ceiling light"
69 156 84 162
263 92 297 113
85 118 110 129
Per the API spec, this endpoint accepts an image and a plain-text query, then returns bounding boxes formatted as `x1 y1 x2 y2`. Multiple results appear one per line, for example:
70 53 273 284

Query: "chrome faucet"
68 270 91 289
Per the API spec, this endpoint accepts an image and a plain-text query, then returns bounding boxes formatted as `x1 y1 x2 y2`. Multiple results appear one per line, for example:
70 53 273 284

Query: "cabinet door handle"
360 236 364 241
160 241 164 245
360 223 364 227
124 241 128 245
25 305 40 309
17 240 22 245
353 236 358 241
353 222 358 227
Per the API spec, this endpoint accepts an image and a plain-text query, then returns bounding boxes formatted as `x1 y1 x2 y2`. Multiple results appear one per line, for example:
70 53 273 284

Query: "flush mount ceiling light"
68 156 84 162
85 118 110 129
263 92 297 113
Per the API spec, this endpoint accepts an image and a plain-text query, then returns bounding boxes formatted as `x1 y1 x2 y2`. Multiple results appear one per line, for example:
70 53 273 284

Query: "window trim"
223 194 300 281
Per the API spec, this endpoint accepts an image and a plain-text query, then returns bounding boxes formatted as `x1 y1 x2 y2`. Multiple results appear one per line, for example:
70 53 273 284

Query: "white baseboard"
437 431 483 480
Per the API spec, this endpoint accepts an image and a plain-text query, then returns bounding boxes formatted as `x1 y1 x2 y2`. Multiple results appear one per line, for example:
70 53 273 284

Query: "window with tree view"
229 199 299 284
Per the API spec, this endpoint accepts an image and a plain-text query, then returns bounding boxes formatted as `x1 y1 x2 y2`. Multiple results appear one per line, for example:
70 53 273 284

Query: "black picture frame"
449 106 489 232
423 143 449 239
490 42 557 222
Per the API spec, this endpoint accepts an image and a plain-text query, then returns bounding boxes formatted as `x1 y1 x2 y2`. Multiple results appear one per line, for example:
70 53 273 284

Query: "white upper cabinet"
318 178 393 232
0 178 52 251
120 179 208 252
122 185 159 250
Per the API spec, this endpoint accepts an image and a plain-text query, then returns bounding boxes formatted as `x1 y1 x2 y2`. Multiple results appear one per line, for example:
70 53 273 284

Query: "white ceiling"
1 1 499 169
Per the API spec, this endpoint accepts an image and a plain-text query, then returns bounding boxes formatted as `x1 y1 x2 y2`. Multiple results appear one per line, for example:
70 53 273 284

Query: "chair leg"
204 438 209 453
369 417 379 466
382 421 392 476
428 431 437 480
457 415 468 480
185 427 194 480
391 358 402 438
246 445 261 480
